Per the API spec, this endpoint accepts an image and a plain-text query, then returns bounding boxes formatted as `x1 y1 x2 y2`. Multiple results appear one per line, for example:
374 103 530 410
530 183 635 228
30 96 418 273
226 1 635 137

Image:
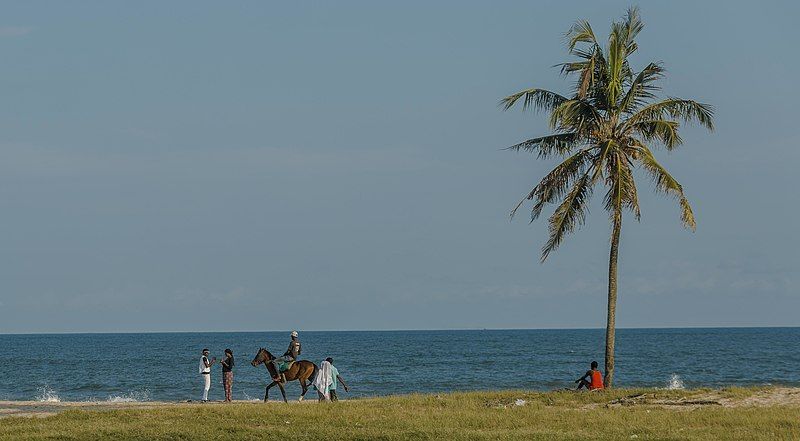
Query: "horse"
251 348 317 403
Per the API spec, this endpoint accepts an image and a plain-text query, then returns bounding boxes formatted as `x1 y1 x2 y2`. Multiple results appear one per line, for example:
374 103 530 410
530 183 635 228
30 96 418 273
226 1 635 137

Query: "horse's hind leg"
299 380 308 402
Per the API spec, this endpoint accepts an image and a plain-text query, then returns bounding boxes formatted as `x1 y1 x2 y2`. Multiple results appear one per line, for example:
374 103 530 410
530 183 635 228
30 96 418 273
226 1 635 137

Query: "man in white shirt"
199 349 216 402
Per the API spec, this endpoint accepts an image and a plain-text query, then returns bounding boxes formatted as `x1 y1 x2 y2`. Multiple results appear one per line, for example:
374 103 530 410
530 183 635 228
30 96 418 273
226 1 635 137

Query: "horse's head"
251 348 274 367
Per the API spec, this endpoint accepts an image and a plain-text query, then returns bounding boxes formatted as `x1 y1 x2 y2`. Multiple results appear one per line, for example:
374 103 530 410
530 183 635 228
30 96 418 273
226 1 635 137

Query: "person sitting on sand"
220 349 234 402
575 360 604 391
325 357 349 402
271 330 301 382
199 349 216 401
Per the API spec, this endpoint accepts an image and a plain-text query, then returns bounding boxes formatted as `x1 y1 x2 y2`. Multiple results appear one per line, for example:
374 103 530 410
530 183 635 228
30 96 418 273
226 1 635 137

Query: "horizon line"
2 324 798 336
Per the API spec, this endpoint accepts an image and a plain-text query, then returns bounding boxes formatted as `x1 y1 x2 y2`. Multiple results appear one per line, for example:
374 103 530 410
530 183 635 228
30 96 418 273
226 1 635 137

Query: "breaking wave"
106 390 151 403
35 385 61 402
666 373 685 390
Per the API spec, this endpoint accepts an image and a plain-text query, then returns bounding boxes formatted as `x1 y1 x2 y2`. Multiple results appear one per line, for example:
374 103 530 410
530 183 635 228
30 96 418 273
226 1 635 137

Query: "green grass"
1 388 798 440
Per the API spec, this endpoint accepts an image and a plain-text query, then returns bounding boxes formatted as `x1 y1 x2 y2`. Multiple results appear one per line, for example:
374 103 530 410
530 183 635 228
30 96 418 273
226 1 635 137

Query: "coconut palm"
502 7 713 387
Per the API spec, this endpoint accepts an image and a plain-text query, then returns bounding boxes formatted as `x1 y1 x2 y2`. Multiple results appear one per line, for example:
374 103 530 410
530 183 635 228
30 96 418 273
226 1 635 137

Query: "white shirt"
199 355 211 374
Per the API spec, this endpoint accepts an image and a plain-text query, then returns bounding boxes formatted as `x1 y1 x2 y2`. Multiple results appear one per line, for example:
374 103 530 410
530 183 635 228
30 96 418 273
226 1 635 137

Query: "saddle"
277 360 295 373
276 360 296 383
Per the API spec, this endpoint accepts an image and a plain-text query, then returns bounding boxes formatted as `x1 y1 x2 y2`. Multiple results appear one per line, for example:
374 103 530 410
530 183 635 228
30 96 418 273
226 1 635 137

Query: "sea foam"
666 373 685 390
106 390 151 403
35 385 61 402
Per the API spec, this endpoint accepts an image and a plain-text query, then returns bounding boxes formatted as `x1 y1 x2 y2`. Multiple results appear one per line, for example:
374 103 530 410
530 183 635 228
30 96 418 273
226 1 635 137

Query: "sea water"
0 328 797 402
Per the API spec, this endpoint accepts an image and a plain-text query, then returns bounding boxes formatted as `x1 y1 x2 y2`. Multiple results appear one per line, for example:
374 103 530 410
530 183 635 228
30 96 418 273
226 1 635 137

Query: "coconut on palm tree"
502 7 713 387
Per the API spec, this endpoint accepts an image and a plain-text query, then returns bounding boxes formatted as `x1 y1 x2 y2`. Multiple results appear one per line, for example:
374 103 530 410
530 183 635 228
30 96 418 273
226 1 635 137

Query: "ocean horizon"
5 325 798 335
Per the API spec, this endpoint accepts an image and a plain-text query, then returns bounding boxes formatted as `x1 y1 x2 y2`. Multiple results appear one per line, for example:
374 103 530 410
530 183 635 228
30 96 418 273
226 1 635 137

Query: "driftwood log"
607 393 722 407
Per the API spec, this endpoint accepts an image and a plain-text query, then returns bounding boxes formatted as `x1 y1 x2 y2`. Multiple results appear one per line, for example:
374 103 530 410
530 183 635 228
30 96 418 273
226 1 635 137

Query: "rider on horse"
271 330 301 382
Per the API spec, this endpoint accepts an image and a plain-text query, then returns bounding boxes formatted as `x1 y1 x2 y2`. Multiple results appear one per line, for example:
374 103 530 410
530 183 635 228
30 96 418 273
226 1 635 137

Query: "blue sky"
0 1 798 333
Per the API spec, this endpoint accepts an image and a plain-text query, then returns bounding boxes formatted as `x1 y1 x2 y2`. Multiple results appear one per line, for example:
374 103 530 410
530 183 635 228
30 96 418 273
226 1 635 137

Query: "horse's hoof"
298 396 304 402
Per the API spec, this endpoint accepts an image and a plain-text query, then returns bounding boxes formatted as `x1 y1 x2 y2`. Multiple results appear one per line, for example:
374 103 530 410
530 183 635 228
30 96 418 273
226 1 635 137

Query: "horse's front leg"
264 381 276 402
278 383 287 403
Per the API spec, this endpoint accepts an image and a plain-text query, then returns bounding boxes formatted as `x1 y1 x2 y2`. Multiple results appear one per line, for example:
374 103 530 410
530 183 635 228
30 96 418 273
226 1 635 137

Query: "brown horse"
251 348 317 403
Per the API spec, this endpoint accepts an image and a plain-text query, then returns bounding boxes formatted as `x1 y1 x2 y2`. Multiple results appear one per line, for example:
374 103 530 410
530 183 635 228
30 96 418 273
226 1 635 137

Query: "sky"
0 1 798 333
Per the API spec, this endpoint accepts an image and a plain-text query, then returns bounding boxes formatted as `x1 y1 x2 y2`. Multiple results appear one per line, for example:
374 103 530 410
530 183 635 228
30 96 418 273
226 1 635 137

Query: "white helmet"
290 330 298 338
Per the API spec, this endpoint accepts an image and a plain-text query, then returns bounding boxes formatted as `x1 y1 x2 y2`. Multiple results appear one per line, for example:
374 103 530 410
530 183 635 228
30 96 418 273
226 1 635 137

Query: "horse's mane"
260 348 276 361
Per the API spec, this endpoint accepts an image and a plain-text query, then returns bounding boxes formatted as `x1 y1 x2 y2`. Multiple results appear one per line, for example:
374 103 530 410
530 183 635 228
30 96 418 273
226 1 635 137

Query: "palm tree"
501 7 713 387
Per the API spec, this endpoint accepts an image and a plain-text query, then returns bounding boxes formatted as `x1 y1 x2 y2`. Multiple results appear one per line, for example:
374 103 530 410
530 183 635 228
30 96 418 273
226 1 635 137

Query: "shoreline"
2 386 799 419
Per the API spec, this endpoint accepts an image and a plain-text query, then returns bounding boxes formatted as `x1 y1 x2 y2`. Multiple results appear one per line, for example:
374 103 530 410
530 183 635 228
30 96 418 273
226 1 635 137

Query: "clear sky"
1 1 798 333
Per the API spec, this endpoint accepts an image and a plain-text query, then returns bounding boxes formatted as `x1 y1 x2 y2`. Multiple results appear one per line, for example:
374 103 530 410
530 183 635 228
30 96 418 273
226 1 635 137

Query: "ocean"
1 328 797 402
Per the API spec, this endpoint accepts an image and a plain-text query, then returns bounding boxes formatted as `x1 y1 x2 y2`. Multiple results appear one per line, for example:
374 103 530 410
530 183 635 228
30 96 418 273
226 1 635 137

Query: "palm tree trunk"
604 212 622 388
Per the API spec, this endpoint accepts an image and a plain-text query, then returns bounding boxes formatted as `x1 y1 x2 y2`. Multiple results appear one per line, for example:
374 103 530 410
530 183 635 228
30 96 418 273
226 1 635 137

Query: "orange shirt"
589 370 604 390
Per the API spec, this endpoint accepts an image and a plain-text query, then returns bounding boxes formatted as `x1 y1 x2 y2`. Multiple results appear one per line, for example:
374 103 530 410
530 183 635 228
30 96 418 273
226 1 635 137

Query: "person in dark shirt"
271 331 301 382
220 349 235 402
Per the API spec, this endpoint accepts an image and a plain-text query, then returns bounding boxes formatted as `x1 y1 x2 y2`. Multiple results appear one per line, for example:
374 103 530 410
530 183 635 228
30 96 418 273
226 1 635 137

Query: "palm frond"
504 133 579 158
634 143 696 230
603 152 623 213
549 99 602 133
566 19 598 51
541 170 594 261
604 8 644 108
625 98 714 131
620 7 644 55
605 23 627 107
510 148 594 220
590 140 614 183
602 153 636 217
558 42 608 99
628 119 683 150
619 158 640 220
619 62 664 113
500 88 568 112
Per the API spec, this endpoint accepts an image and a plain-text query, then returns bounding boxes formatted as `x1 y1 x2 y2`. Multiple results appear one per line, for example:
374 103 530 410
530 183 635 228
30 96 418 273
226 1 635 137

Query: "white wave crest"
106 390 151 403
36 385 61 402
666 373 685 390
241 391 261 402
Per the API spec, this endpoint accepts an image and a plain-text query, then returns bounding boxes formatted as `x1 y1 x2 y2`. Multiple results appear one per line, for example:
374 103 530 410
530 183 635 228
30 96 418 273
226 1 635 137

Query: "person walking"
325 357 349 402
312 358 333 401
199 348 216 401
220 349 234 402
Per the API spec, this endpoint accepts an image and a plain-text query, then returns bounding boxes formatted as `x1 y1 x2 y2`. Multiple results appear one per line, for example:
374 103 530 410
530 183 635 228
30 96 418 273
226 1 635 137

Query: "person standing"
220 349 234 402
199 348 216 401
325 357 349 402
